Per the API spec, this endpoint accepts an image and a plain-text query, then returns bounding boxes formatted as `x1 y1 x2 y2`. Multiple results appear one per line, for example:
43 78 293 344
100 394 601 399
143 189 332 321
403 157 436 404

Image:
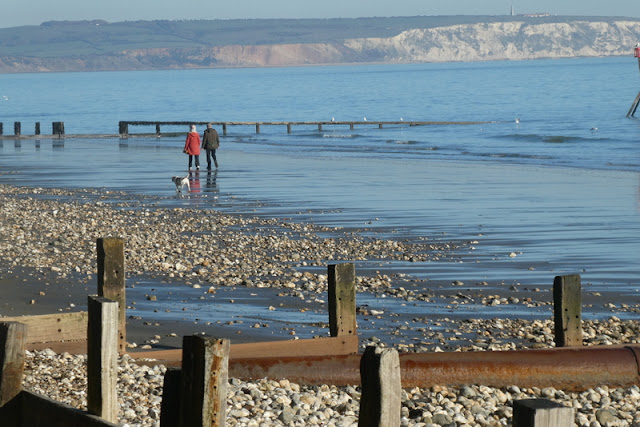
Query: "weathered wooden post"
179 336 230 427
328 263 357 337
156 124 161 136
35 122 41 135
160 368 182 427
255 123 260 134
318 124 323 131
287 123 292 133
358 346 401 427
0 122 3 135
118 121 128 137
627 43 640 117
513 399 573 427
553 274 582 347
13 122 20 136
52 121 65 136
222 124 227 136
350 123 354 130
378 123 383 129
97 237 126 354
87 296 119 423
0 322 27 407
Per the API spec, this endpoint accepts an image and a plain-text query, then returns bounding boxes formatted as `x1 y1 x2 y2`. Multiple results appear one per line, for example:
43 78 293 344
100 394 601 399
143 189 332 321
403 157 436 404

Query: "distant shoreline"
1 16 639 74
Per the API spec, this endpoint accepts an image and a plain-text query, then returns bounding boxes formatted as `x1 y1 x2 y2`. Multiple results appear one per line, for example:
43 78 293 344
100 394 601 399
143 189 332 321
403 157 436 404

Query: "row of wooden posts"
0 237 597 425
0 122 65 136
117 120 493 137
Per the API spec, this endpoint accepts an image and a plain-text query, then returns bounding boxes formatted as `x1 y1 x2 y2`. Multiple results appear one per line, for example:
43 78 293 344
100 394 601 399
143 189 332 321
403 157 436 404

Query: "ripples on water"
0 57 639 296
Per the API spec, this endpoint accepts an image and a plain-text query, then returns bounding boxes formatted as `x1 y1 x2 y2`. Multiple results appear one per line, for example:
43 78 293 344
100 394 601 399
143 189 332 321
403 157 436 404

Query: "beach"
3 182 640 426
2 176 639 351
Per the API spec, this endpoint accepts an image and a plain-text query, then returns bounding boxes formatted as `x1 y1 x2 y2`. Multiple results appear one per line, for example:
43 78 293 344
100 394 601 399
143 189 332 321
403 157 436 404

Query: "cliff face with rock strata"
1 19 639 73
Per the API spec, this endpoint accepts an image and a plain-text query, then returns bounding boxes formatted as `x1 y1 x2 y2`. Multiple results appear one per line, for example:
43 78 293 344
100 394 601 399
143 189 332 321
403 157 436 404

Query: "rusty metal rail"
226 345 640 390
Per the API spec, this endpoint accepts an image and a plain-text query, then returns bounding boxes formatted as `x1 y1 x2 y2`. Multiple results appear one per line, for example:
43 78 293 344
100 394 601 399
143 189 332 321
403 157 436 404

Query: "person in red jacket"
183 124 201 170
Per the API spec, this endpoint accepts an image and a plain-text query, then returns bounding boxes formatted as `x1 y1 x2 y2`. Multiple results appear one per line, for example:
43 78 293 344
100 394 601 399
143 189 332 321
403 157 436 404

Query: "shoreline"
1 182 638 353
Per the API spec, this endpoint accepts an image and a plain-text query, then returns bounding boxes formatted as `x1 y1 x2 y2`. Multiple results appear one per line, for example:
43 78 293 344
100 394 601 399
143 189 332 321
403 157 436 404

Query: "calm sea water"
1 57 640 302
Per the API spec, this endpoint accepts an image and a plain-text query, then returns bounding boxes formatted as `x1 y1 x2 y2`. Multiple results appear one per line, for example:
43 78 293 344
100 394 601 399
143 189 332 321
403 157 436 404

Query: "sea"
1 57 640 325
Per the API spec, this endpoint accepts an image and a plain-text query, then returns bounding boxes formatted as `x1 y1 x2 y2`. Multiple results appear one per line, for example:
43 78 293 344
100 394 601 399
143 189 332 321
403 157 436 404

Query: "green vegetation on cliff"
0 15 632 58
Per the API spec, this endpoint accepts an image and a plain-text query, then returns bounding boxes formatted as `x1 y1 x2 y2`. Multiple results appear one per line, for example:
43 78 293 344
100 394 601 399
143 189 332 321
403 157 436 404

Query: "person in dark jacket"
202 123 220 170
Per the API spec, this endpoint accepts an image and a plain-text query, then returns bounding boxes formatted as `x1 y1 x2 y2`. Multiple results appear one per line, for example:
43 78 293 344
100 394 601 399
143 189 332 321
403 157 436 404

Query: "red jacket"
184 132 201 155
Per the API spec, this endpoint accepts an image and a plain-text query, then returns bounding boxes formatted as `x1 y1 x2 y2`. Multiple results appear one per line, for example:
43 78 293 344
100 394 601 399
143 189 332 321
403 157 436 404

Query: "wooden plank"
97 237 126 354
8 390 118 427
553 274 583 347
87 296 119 423
627 91 640 117
513 399 574 426
1 312 87 344
26 341 87 354
359 346 401 426
0 322 28 407
180 336 230 427
328 263 357 337
130 334 359 366
160 368 182 427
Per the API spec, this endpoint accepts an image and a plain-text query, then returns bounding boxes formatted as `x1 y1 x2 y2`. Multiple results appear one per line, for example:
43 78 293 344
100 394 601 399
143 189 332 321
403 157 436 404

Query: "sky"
2 0 640 29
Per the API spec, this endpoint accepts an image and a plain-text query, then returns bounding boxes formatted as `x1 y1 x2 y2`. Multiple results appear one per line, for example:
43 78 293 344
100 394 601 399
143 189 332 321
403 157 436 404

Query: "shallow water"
1 58 640 326
1 135 638 293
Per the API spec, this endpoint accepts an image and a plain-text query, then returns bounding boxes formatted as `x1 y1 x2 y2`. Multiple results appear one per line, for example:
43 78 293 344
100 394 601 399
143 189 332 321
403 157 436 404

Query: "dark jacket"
202 128 220 150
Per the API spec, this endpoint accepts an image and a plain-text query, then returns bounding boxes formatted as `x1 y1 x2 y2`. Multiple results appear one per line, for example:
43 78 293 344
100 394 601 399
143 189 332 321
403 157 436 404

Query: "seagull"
331 117 335 122
363 117 367 121
400 117 403 121
591 127 599 132
515 117 520 124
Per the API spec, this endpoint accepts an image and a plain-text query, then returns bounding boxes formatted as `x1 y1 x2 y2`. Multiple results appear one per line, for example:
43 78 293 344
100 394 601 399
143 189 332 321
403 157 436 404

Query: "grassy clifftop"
1 15 633 58
1 16 639 72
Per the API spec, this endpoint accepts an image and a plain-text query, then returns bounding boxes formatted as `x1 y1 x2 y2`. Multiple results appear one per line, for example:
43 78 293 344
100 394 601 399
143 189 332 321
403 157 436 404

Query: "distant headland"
1 15 639 73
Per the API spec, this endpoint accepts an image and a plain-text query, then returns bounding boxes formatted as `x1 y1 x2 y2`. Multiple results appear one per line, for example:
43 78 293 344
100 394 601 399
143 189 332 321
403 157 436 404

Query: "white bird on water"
331 117 335 122
363 117 367 121
400 117 403 121
515 117 520 124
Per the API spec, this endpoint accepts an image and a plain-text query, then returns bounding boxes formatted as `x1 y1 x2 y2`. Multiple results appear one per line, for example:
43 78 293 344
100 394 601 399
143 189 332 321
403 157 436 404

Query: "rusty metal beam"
227 345 640 391
131 335 359 368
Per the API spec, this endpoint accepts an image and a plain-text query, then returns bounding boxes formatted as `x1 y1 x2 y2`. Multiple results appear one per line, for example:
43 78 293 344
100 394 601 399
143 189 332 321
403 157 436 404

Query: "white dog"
171 174 190 194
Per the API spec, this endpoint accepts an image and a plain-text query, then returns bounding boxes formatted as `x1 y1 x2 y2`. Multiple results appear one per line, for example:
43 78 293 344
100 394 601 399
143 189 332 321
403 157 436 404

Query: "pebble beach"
1 182 640 426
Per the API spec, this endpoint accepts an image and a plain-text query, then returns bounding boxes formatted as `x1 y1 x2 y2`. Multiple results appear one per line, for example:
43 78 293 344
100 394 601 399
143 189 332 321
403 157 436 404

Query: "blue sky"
2 0 640 28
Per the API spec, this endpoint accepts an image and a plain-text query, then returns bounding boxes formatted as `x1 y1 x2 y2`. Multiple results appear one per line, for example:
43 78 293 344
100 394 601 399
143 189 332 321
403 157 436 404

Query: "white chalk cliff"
2 20 640 72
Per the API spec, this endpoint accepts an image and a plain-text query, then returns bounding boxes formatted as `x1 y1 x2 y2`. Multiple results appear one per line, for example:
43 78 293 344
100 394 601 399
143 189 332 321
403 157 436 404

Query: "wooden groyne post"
513 399 573 426
96 237 126 354
553 274 582 347
358 346 401 426
87 296 119 423
52 122 65 136
627 43 640 117
328 263 357 337
0 322 28 407
159 336 230 427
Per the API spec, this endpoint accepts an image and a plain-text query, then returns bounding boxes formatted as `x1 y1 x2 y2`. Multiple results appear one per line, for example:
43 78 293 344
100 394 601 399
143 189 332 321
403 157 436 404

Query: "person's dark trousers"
189 155 200 169
206 149 218 169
